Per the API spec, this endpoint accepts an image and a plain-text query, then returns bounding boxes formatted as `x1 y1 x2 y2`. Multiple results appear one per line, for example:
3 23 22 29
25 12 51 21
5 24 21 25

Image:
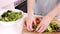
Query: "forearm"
46 3 60 19
27 0 34 17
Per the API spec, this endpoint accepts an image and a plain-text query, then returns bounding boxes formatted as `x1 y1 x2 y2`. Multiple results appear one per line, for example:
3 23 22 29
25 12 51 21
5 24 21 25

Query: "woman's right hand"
26 0 35 31
25 15 36 31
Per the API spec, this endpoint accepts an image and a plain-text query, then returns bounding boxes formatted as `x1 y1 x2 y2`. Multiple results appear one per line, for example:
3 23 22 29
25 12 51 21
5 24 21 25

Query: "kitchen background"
15 0 60 18
0 0 60 18
0 0 27 13
15 0 27 13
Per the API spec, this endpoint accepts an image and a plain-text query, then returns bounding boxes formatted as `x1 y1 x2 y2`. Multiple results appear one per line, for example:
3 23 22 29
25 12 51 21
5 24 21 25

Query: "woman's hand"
27 0 35 31
25 15 36 31
36 3 60 33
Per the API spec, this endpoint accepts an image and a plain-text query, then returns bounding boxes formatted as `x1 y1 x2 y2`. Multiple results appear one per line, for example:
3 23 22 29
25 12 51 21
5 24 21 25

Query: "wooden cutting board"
22 19 60 34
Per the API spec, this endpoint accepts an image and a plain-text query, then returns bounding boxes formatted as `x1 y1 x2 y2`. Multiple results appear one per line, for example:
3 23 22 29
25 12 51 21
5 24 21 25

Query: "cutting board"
22 19 60 34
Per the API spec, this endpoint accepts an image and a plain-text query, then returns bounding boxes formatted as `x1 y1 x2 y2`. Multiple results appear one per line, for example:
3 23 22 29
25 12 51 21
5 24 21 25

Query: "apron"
34 0 60 18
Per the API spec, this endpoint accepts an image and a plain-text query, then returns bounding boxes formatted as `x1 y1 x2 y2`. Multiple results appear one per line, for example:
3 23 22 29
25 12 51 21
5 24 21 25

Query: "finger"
26 21 30 31
30 25 33 31
36 16 49 32
38 24 49 33
30 21 33 31
36 23 41 31
37 25 46 33
24 17 26 25
32 17 36 25
26 20 33 31
26 16 35 31
34 20 36 25
29 20 34 31
36 20 44 31
24 20 27 26
27 25 30 31
37 18 52 32
36 23 43 32
27 23 33 31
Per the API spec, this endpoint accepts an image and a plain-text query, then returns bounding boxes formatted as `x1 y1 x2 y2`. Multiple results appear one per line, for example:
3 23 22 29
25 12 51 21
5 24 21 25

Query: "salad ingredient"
0 10 23 22
24 17 60 33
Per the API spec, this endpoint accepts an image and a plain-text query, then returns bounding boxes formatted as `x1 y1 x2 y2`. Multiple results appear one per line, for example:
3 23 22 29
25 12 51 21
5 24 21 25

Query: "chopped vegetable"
25 17 60 33
0 10 23 22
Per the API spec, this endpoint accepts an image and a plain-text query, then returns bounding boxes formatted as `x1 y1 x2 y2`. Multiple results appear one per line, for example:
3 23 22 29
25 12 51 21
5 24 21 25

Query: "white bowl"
0 9 25 34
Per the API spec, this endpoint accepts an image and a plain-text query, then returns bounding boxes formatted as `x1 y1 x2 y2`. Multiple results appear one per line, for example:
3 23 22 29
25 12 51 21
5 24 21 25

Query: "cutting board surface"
22 16 60 34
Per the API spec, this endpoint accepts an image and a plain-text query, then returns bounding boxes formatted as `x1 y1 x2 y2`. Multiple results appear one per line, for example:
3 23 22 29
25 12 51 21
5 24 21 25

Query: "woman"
26 0 60 33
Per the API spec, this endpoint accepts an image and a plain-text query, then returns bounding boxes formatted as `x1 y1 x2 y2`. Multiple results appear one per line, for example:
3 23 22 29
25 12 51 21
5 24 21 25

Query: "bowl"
0 9 25 34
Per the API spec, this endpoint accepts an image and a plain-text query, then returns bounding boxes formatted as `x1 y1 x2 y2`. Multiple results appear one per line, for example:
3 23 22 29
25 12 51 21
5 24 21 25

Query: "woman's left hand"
36 16 51 33
36 3 60 33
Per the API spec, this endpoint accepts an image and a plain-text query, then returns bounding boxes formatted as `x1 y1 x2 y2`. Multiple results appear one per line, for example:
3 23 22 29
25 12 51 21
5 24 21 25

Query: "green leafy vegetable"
0 10 23 22
44 21 60 32
32 17 60 33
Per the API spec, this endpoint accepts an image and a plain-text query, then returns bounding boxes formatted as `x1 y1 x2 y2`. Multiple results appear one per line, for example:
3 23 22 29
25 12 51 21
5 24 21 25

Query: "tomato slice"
24 17 42 27
24 17 43 31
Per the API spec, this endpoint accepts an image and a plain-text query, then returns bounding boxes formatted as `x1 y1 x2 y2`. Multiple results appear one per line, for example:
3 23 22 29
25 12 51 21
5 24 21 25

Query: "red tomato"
24 17 43 27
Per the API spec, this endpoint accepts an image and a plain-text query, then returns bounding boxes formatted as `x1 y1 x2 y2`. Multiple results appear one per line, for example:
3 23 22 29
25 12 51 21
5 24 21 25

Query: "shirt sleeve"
58 0 60 3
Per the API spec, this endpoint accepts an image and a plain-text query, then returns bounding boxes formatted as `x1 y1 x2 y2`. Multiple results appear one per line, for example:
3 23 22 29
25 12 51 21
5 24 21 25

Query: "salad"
0 10 23 22
24 17 60 33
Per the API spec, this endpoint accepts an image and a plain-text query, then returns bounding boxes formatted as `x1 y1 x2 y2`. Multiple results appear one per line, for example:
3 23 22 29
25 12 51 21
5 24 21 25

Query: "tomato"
24 17 43 30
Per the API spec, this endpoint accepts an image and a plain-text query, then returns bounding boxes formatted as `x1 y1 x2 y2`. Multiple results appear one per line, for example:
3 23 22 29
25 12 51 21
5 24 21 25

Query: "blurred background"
15 0 60 18
15 0 27 13
0 0 27 13
0 0 60 18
